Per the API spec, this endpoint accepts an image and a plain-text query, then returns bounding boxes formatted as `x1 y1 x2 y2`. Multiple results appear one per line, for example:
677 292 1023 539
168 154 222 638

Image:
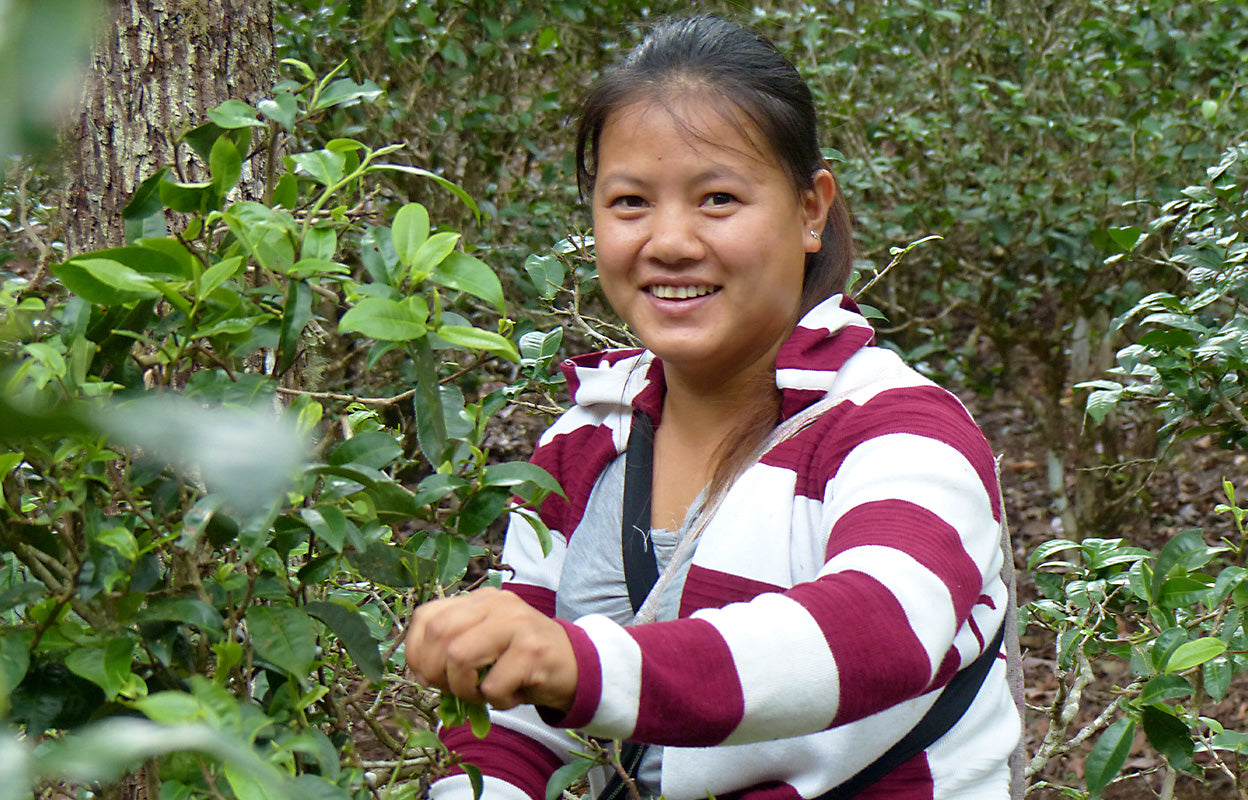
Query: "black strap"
602 408 1005 800
621 411 657 615
819 620 1008 800
599 412 659 800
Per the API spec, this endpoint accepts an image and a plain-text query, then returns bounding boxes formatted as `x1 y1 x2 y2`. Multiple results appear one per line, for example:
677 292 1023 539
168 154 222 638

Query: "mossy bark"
64 0 275 255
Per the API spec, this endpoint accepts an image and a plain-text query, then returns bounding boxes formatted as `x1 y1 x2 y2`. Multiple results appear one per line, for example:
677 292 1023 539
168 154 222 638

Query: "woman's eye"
704 192 736 207
612 195 646 209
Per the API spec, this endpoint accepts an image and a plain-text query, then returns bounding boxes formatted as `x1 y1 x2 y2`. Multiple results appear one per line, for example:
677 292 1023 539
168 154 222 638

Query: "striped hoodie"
431 295 1019 800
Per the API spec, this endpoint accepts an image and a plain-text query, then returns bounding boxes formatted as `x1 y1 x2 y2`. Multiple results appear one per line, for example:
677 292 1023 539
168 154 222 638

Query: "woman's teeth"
649 285 717 300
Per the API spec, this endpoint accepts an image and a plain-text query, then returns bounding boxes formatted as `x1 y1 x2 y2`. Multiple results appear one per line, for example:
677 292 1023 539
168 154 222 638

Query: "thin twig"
274 386 417 407
348 699 406 755
14 166 54 293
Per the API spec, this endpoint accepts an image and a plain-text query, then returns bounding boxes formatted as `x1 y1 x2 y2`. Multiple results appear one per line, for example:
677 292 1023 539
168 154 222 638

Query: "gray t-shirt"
555 453 704 797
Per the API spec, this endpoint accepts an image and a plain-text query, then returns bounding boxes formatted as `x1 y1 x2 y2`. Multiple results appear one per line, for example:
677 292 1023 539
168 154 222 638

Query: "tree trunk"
64 0 274 255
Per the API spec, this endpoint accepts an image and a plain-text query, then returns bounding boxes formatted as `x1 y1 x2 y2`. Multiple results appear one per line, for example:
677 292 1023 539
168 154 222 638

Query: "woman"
406 15 1020 800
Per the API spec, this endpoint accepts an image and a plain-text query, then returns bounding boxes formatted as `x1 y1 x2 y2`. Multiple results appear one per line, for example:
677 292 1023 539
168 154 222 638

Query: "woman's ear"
802 169 837 253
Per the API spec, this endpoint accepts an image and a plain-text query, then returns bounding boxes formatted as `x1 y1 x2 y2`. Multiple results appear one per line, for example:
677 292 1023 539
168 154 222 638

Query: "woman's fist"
405 587 577 712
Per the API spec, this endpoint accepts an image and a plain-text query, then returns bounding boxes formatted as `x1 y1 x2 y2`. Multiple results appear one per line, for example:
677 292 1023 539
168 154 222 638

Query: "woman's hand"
405 587 578 713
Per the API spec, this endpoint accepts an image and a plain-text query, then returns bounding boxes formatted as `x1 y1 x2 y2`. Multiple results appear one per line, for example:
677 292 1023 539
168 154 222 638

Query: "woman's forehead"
600 95 777 170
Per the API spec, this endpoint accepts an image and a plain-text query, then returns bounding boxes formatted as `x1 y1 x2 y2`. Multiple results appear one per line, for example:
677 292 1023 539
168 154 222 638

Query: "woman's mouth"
646 284 719 300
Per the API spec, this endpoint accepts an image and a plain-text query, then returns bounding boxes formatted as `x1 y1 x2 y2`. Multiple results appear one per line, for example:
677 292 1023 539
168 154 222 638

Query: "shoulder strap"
819 620 1007 800
621 410 658 616
599 412 658 800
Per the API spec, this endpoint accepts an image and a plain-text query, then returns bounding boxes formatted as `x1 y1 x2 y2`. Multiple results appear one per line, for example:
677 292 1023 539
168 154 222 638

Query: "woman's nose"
642 206 706 265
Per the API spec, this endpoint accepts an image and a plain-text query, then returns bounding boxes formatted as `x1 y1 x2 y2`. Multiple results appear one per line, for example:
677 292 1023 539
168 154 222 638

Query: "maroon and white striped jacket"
433 295 1019 800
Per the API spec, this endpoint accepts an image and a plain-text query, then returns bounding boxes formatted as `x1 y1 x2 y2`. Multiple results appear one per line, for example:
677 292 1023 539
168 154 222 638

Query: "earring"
810 230 821 240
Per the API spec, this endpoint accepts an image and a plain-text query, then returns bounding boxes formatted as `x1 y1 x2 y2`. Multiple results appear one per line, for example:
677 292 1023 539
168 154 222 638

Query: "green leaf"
431 252 505 314
1028 538 1081 571
1203 656 1232 702
1151 627 1186 675
524 253 564 300
329 431 403 470
210 135 242 195
281 57 315 81
291 149 346 187
198 256 244 301
437 324 519 362
412 473 470 506
1164 637 1227 673
410 231 462 281
1141 705 1195 773
1 632 32 699
122 169 169 220
466 764 484 800
257 90 297 131
247 606 317 678
545 758 594 800
207 99 266 129
53 258 161 304
411 337 448 465
1084 717 1135 798
272 172 298 209
467 700 491 738
482 462 564 499
278 281 312 374
135 598 224 634
346 541 416 588
302 226 337 261
34 717 290 793
124 240 197 279
1210 730 1248 754
304 601 385 684
290 775 351 800
95 526 138 563
64 638 134 700
313 78 383 110
371 164 478 218
326 138 365 153
1138 674 1192 706
435 533 471 584
1150 530 1207 605
288 258 348 280
225 761 286 800
1106 226 1144 253
122 170 170 242
514 508 552 557
158 178 215 214
457 487 511 538
299 507 346 553
1084 387 1121 425
392 203 430 269
339 297 428 341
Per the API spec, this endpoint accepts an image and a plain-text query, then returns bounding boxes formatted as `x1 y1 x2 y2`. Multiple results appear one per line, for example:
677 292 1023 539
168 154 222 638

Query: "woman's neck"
660 366 775 444
648 361 781 529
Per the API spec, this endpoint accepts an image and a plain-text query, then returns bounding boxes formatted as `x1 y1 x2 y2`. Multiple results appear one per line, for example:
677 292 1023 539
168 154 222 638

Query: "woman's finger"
476 614 577 711
406 590 495 687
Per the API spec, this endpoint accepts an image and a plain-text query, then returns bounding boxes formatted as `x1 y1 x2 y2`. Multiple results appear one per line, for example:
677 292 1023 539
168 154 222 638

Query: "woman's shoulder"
771 345 994 475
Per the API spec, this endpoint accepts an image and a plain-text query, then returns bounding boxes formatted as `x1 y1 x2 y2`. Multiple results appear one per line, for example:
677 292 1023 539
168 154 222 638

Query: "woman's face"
592 98 832 390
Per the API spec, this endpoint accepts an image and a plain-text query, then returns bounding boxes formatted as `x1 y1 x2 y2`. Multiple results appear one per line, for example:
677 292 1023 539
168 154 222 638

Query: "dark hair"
574 14 855 310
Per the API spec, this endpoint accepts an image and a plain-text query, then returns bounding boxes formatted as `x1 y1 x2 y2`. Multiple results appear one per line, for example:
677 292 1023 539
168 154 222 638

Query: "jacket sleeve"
541 387 1007 749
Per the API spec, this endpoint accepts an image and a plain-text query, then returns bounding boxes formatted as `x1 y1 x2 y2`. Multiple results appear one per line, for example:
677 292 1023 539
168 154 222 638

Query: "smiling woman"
406 15 1020 800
